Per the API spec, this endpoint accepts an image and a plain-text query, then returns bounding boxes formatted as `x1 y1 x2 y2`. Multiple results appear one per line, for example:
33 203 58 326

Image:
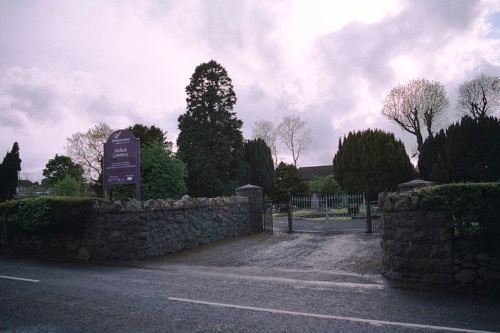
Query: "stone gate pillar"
235 184 263 232
379 192 453 284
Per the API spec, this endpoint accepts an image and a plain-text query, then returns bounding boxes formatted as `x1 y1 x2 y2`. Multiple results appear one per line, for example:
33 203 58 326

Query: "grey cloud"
315 0 484 92
199 1 283 70
0 68 61 126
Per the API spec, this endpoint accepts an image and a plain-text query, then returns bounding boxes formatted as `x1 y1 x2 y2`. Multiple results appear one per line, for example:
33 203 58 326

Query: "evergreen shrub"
0 197 104 232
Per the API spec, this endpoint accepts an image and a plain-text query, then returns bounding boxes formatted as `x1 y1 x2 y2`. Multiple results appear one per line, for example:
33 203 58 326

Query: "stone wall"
0 185 264 261
379 192 500 288
453 237 500 287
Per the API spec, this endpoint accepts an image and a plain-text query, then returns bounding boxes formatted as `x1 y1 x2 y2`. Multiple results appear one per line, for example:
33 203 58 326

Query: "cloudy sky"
2 0 500 182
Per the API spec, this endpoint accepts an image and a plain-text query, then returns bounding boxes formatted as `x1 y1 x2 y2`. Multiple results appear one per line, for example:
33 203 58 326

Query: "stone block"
405 244 431 258
415 258 452 274
463 262 478 269
78 247 90 261
109 230 125 241
464 253 476 262
394 194 412 210
476 253 489 262
490 257 500 266
422 273 453 285
430 243 452 258
455 269 477 284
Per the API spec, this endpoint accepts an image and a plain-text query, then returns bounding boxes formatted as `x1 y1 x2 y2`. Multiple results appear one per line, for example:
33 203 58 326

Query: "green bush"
4 197 52 232
0 197 104 232
53 175 81 197
420 183 500 253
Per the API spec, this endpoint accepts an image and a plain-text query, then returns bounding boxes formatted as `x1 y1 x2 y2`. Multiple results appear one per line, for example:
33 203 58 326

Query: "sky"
1 0 500 182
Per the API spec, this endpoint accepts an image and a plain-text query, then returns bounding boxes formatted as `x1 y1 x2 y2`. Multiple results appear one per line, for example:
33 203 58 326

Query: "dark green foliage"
0 142 21 202
420 183 500 254
53 175 81 197
243 139 275 195
308 175 342 195
127 124 173 151
8 197 52 231
42 154 84 187
333 129 415 194
273 162 308 202
418 116 500 183
111 143 187 200
418 131 450 183
140 144 187 199
1 197 102 232
6 197 52 232
177 60 245 197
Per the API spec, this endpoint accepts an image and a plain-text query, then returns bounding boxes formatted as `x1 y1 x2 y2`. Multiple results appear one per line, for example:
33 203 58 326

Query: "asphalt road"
1 221 500 332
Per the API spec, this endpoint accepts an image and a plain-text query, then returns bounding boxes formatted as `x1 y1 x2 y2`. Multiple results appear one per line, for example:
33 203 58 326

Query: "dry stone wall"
379 192 453 284
0 185 264 261
379 192 500 288
85 195 254 260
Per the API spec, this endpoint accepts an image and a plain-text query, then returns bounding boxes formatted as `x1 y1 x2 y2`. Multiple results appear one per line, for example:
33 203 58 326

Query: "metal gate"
263 201 274 234
290 194 380 233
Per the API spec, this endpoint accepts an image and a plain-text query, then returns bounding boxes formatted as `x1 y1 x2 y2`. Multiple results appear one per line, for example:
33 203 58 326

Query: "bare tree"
456 73 500 120
381 78 449 154
252 119 278 167
276 115 311 167
65 122 114 183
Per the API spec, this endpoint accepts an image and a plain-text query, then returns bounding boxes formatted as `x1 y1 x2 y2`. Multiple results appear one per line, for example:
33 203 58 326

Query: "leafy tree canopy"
42 154 84 187
111 143 187 200
273 162 308 202
333 129 415 194
308 175 342 195
127 124 173 151
53 175 81 197
177 60 245 197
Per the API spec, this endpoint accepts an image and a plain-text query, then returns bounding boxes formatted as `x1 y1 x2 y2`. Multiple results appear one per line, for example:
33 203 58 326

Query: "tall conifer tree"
419 116 500 183
177 60 245 197
0 142 21 202
243 138 275 195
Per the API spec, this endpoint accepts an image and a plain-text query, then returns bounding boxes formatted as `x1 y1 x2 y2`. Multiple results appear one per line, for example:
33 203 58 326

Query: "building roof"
299 165 333 181
17 179 34 187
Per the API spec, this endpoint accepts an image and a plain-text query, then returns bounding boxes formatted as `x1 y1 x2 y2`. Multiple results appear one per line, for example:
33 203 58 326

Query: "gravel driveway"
154 218 383 276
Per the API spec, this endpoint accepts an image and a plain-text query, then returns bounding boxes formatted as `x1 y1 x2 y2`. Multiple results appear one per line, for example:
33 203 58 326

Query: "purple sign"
103 129 140 200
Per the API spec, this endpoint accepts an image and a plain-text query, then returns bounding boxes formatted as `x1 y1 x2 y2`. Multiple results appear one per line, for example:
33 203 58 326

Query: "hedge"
420 183 500 254
0 197 105 233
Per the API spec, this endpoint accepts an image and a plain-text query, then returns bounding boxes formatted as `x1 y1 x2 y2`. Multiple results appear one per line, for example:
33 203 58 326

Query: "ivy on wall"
420 183 500 254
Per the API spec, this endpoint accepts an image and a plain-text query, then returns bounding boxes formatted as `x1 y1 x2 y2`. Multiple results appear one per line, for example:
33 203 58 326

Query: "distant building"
15 179 34 198
299 165 333 182
15 179 51 198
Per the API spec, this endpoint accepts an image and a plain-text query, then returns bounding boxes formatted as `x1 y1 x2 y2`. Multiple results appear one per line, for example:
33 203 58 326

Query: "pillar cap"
236 184 262 190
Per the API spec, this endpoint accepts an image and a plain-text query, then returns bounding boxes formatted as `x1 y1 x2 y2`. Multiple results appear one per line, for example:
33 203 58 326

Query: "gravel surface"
154 218 383 276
